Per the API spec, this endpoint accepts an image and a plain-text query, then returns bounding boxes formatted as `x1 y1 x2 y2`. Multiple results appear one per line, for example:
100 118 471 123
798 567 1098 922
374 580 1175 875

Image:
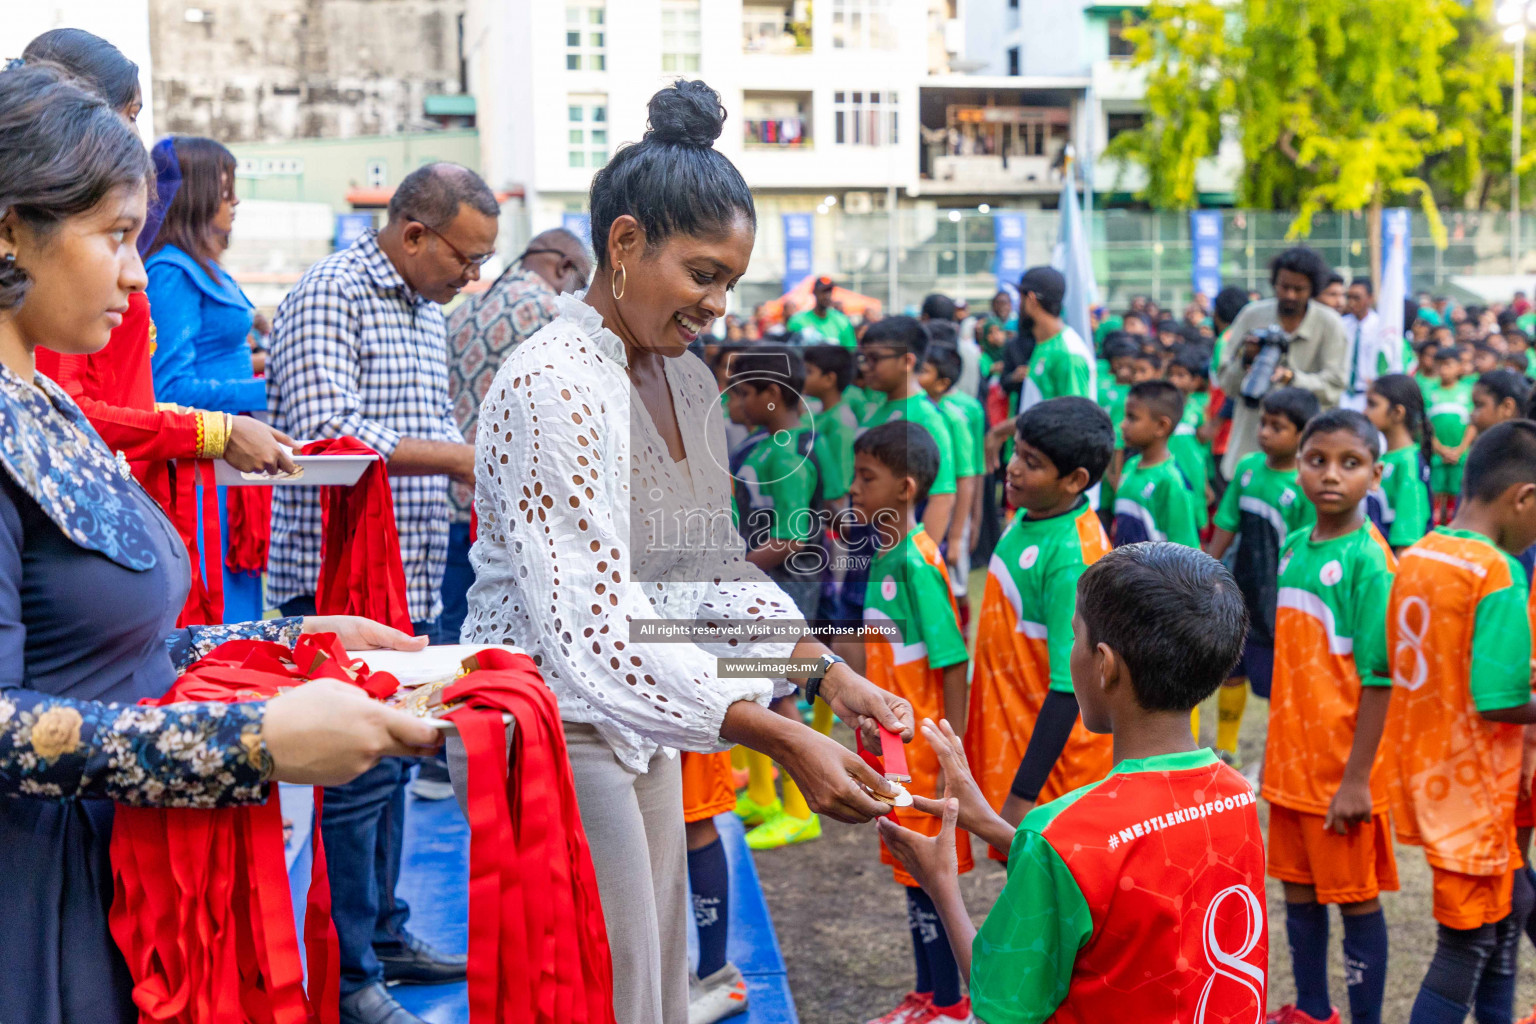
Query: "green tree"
1109 0 1515 265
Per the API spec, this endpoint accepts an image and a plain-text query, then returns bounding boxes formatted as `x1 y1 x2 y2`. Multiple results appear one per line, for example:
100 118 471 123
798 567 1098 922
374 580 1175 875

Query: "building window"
1107 13 1137 59
743 1 812 54
661 0 702 73
833 90 898 147
1007 46 1020 76
831 0 895 49
567 96 609 168
565 4 606 71
743 91 811 147
1106 111 1146 142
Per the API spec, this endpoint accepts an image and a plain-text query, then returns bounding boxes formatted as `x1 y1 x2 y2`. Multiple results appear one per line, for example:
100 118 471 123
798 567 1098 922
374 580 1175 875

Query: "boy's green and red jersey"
971 749 1268 1024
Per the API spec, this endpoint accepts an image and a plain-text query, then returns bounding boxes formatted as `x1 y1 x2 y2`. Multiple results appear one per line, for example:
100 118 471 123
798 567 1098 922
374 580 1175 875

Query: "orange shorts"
1431 867 1515 930
1267 805 1399 904
880 807 974 887
681 751 736 824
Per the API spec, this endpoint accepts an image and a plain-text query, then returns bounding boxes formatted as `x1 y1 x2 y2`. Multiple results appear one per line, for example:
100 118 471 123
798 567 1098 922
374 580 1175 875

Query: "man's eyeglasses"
855 349 903 368
417 222 495 269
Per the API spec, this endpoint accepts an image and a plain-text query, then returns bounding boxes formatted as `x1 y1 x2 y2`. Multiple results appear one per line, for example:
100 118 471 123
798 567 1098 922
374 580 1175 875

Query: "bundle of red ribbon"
109 633 397 1024
442 649 618 1024
225 485 273 576
301 437 413 635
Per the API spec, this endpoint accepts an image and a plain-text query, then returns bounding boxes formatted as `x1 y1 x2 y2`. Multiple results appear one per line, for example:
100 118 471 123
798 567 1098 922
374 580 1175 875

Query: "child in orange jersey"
1262 410 1398 1024
965 397 1116 853
1386 420 1536 1024
849 420 974 1024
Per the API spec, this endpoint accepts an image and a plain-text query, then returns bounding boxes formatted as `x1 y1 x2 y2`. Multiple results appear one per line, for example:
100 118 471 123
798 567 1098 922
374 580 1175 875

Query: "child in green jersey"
848 421 974 1024
727 348 831 851
856 316 959 546
1426 343 1477 524
876 543 1265 1024
802 344 860 506
1167 343 1214 529
1205 387 1319 764
1113 380 1201 548
1364 374 1434 551
1266 410 1398 1024
919 343 986 624
1471 369 1532 437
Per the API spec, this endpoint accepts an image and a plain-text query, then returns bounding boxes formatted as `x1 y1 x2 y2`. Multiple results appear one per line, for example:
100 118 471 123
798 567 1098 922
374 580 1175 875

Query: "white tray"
214 451 378 487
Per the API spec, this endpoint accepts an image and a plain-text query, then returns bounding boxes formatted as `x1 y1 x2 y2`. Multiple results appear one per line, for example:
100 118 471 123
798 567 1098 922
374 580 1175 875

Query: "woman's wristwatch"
803 653 845 707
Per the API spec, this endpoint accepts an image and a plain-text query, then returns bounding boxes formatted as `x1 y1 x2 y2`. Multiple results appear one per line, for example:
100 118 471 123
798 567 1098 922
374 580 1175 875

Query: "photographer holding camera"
1215 246 1350 479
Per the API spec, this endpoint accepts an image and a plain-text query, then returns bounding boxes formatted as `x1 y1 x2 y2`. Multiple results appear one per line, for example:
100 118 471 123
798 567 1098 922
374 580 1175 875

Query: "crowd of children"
681 268 1536 1024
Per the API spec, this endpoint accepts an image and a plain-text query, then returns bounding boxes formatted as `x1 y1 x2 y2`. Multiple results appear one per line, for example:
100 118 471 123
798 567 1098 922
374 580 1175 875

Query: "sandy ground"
751 570 1536 1023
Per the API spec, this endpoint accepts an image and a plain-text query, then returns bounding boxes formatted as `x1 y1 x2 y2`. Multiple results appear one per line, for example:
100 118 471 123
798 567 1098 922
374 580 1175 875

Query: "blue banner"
334 212 374 252
1190 210 1223 302
993 212 1027 293
1381 208 1411 293
783 213 814 295
561 212 592 249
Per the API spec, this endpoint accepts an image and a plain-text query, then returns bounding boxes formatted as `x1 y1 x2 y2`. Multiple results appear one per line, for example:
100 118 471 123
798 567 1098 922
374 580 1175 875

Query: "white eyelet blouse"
463 294 800 771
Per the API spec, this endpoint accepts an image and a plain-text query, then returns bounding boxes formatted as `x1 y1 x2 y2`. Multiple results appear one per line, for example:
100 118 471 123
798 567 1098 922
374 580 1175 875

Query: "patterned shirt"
445 266 561 521
266 232 462 623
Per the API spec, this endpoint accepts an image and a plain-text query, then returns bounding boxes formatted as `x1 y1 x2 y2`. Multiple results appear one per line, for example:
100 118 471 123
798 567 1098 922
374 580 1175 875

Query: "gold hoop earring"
611 261 627 301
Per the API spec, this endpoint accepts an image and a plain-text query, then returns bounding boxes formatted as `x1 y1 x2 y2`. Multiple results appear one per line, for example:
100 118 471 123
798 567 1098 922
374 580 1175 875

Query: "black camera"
1239 326 1292 406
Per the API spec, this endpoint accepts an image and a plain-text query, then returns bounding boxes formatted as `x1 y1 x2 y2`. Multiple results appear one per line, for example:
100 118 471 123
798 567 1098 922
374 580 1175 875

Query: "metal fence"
733 206 1533 316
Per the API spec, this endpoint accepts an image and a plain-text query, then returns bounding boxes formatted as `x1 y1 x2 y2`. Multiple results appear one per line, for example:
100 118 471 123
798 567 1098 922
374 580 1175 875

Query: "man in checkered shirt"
439 227 591 640
265 163 497 1024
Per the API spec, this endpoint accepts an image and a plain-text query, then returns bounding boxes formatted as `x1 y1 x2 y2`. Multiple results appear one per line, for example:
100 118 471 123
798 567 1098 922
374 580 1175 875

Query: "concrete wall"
148 0 466 142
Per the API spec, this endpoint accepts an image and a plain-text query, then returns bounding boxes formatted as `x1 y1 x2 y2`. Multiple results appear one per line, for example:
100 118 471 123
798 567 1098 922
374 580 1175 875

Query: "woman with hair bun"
462 79 915 1021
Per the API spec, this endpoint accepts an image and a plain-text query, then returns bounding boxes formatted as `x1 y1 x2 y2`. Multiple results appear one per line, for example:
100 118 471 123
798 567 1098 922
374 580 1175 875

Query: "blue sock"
1525 868 1536 948
906 887 933 995
687 838 730 978
1341 910 1388 1024
1286 901 1332 1021
907 886 961 1009
1472 968 1514 1024
1411 987 1475 1024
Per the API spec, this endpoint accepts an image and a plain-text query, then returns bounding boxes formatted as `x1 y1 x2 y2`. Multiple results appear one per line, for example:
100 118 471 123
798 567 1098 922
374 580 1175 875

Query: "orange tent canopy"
758 276 882 324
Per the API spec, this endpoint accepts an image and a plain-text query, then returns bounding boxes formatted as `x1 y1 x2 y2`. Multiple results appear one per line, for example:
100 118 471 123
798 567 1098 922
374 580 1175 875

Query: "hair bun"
645 79 727 148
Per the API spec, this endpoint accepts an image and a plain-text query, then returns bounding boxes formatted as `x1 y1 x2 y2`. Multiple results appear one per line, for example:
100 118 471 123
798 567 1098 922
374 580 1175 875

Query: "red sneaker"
923 996 976 1022
1264 1006 1340 1024
863 992 932 1024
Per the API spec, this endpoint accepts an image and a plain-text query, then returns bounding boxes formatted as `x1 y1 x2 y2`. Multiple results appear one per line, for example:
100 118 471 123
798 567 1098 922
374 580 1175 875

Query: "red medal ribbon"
109 634 395 1024
441 650 617 1024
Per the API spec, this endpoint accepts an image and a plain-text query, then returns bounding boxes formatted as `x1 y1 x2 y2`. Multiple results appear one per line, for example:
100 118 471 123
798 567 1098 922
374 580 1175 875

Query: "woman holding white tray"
462 81 913 1024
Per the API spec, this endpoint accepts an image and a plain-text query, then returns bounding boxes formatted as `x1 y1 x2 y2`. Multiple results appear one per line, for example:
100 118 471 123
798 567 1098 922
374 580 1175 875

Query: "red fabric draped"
300 438 413 634
226 485 273 575
442 650 617 1024
109 634 398 1024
